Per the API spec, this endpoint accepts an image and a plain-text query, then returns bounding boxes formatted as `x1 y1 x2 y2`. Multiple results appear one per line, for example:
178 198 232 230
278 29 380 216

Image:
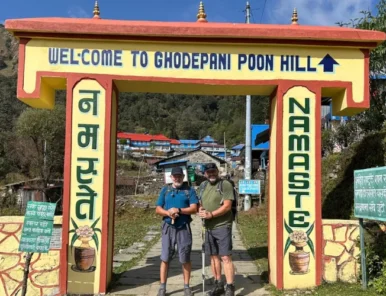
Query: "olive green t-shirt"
201 180 234 230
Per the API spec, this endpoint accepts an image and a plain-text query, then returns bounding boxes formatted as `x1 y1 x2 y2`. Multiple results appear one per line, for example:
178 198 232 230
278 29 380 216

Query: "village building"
117 132 227 159
153 149 226 172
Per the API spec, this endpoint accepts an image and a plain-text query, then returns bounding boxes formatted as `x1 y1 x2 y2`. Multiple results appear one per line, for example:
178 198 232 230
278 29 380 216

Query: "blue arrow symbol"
318 54 339 73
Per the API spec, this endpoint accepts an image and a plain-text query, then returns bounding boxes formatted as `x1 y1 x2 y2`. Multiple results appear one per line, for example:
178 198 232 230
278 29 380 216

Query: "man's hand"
198 208 212 220
169 207 179 215
168 208 179 219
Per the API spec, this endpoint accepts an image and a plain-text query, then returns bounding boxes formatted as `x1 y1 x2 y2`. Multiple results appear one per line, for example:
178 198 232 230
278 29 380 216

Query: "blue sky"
0 0 380 27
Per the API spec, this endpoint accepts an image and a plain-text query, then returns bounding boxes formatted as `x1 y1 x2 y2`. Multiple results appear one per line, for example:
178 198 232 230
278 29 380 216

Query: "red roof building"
117 132 180 151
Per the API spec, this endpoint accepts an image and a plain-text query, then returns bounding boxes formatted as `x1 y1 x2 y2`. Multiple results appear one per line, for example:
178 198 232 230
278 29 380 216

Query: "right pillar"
269 83 322 289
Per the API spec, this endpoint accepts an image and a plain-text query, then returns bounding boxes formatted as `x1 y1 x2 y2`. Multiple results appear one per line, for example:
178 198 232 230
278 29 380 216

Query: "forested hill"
118 93 269 144
0 25 269 148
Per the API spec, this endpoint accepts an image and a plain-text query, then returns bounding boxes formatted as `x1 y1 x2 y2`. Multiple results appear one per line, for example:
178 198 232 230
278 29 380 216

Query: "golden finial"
197 1 208 23
93 0 101 19
291 8 298 25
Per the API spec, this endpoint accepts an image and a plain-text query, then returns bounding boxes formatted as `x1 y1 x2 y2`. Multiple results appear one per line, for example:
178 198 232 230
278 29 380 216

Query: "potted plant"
69 217 101 272
284 220 314 275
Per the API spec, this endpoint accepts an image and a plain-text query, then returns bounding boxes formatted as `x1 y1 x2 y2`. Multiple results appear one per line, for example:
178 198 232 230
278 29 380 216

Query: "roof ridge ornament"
93 0 101 19
197 1 208 23
291 8 298 25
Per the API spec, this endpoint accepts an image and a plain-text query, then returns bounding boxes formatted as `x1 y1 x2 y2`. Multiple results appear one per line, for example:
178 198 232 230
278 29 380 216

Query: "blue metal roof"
252 124 269 150
201 135 215 142
232 144 245 150
179 139 200 144
372 74 386 79
158 160 188 166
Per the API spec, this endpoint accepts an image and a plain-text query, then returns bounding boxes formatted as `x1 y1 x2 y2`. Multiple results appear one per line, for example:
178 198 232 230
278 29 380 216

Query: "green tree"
338 1 386 133
15 105 66 190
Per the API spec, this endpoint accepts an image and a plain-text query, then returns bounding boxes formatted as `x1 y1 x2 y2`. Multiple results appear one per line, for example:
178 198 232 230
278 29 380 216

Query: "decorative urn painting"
69 217 101 272
284 220 315 275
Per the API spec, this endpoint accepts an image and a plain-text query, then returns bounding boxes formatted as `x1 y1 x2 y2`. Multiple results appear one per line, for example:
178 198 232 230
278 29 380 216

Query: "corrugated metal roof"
159 159 188 166
232 144 245 150
179 139 200 144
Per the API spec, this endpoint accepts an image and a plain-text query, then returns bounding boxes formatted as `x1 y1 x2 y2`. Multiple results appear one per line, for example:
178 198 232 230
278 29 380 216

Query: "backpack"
198 179 239 222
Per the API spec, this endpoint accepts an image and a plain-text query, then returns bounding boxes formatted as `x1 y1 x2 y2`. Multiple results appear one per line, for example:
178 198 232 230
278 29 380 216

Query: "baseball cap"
171 167 184 175
204 163 218 172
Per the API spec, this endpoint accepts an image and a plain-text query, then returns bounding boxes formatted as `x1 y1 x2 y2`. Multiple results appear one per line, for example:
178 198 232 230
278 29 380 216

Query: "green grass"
267 282 379 295
114 200 160 254
237 204 269 279
112 195 161 278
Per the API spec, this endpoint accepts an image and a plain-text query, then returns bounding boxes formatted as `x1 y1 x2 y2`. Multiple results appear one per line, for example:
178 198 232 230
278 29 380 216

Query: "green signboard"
18 201 56 253
354 167 386 221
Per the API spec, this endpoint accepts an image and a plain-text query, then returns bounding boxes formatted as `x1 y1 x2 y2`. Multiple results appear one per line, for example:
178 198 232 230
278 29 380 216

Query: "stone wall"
323 219 360 284
0 216 62 296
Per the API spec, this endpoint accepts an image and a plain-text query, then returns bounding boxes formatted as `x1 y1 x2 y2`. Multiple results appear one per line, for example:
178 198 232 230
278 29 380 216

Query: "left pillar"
60 77 118 294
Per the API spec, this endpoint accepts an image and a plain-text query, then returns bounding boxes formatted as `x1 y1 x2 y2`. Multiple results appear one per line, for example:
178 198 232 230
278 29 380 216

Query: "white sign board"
239 179 261 195
49 226 62 249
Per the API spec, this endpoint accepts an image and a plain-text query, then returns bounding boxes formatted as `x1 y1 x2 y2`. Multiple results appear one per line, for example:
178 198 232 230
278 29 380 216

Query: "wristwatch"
178 208 182 214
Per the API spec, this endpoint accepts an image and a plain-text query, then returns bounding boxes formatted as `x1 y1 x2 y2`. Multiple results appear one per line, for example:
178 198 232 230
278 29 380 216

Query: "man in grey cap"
155 167 199 296
198 163 235 296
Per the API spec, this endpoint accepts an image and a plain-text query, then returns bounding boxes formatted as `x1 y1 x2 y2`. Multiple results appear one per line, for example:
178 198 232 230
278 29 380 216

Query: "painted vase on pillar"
69 218 101 273
284 222 315 276
289 241 310 274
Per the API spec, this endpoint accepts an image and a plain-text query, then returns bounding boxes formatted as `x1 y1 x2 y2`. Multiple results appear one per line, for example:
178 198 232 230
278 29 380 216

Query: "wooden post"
359 218 367 290
21 252 33 296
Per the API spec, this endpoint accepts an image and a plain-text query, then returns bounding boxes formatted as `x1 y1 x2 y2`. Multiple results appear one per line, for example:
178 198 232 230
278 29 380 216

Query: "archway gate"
5 16 385 294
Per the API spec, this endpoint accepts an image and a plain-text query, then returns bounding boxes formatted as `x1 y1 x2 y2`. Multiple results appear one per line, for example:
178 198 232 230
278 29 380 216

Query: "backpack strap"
218 180 225 205
162 184 172 207
198 181 209 202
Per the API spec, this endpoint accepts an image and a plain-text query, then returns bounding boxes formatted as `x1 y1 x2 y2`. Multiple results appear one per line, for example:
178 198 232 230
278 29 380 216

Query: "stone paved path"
110 216 269 295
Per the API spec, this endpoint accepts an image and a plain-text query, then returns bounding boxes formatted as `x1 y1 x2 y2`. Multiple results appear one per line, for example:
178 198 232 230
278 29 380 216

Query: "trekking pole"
201 215 206 295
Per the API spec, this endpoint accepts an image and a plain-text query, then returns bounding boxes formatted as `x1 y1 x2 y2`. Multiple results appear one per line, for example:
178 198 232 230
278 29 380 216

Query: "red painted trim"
10 31 380 48
16 38 29 99
110 83 119 285
59 76 75 295
314 88 323 286
5 18 385 45
99 77 113 293
17 70 369 112
361 49 370 105
267 87 276 284
275 85 284 290
274 82 324 288
279 82 322 287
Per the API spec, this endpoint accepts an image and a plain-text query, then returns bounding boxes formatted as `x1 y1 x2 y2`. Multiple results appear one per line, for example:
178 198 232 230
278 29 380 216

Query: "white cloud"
68 6 90 18
267 0 372 26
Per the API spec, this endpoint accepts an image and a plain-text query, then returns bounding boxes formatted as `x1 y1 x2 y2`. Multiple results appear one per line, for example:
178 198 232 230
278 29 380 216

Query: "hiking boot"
157 288 166 296
224 284 235 296
205 281 225 296
184 287 193 296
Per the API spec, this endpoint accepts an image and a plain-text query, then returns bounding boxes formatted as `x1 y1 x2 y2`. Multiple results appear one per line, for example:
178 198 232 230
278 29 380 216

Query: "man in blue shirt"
155 167 199 296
